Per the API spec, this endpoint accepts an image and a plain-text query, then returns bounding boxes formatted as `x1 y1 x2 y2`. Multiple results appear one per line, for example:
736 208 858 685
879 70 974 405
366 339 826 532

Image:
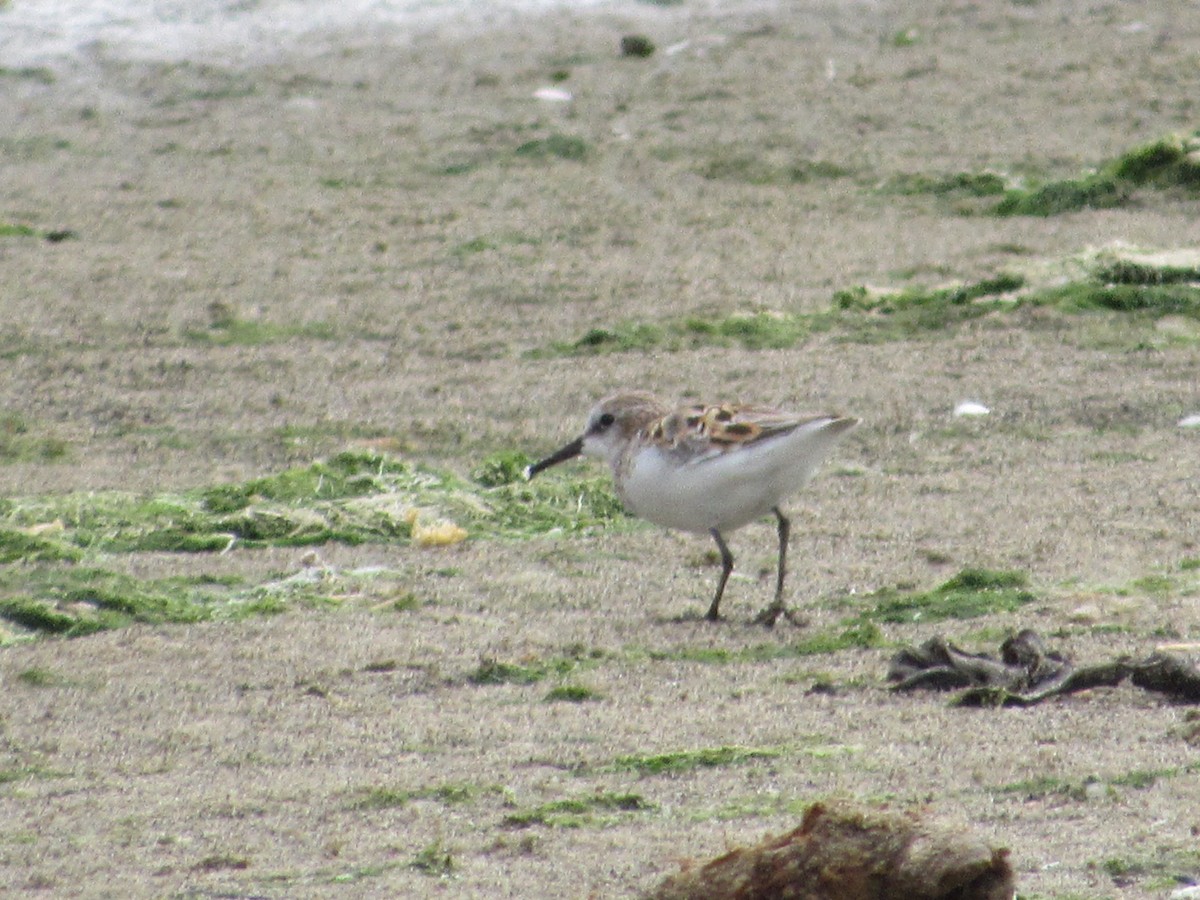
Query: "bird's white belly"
618 447 784 533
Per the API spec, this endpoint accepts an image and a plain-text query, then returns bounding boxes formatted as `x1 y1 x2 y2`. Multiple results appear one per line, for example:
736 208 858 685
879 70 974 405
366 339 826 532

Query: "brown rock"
648 800 1014 900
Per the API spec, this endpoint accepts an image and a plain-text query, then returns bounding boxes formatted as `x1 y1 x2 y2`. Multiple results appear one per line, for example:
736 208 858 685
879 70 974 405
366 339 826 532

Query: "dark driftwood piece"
888 630 1200 706
647 799 1014 900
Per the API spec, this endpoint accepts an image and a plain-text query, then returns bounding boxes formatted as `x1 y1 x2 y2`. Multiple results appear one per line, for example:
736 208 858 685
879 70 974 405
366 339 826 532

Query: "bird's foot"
752 603 808 628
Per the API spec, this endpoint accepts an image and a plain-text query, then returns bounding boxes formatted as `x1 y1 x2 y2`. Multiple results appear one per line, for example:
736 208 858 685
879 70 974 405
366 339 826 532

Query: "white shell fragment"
1178 414 1200 428
533 87 572 102
953 401 991 417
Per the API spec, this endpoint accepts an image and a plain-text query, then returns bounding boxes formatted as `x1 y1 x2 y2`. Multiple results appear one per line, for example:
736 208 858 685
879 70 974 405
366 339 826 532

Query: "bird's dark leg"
706 528 734 621
753 507 794 627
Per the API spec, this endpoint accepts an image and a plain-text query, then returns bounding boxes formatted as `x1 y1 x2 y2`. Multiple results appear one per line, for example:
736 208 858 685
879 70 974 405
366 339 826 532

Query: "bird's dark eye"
598 413 615 428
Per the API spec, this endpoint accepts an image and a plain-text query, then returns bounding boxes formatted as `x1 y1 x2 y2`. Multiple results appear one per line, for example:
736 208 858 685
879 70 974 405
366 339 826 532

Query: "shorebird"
527 391 857 625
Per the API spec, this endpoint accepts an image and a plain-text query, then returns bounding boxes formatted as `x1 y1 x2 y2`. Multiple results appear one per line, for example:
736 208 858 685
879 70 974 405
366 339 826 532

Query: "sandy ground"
2 0 1200 897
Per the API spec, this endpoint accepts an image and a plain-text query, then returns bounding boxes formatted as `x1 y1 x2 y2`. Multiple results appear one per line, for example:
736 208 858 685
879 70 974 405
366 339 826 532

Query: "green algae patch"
0 451 630 639
862 569 1038 624
607 745 783 776
788 621 888 655
469 450 531 487
502 792 654 828
544 683 603 702
199 451 416 512
883 171 1008 198
1052 247 1200 330
885 131 1200 217
1032 281 1200 317
535 275 1026 356
740 569 1041 653
883 131 1200 217
994 130 1200 216
533 312 815 357
551 323 669 355
468 658 562 686
1107 134 1200 189
469 646 605 686
0 527 82 564
0 559 413 640
513 133 590 162
1092 256 1200 286
0 567 244 637
993 176 1126 216
681 311 814 349
832 273 1026 336
0 450 627 559
538 244 1200 356
0 222 39 238
351 781 505 811
995 763 1200 802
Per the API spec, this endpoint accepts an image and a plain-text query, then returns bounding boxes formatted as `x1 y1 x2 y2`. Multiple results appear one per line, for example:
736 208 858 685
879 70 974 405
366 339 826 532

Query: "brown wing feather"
648 402 834 455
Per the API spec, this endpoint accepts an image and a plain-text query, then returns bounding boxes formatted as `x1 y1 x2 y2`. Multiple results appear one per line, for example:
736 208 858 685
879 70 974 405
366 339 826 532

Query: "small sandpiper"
527 391 857 626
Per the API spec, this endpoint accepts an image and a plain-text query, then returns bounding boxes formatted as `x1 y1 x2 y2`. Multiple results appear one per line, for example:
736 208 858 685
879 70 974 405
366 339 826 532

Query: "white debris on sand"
533 86 573 102
954 401 991 417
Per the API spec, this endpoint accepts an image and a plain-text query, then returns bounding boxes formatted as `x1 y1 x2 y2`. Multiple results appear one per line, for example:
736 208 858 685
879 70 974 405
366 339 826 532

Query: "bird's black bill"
526 436 584 479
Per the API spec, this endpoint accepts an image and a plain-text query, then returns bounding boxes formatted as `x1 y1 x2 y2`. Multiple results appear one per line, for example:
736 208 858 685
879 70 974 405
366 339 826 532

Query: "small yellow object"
408 509 467 547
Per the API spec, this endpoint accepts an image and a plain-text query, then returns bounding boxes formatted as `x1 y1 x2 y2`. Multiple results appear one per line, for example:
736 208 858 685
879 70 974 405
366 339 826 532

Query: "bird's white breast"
615 417 848 533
